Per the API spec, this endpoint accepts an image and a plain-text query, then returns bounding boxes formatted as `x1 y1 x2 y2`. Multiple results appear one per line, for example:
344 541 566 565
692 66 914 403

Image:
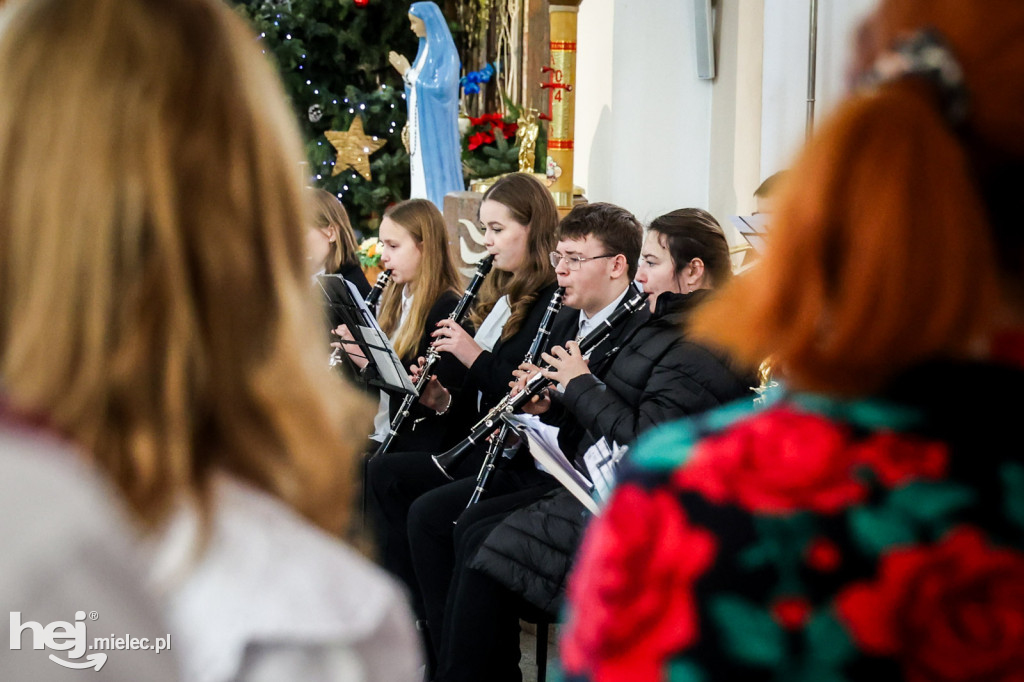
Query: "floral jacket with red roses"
558 359 1024 682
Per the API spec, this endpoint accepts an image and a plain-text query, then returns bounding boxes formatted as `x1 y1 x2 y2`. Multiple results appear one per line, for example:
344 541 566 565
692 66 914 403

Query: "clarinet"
365 268 393 309
465 287 565 508
433 287 649 480
369 254 495 459
329 269 392 368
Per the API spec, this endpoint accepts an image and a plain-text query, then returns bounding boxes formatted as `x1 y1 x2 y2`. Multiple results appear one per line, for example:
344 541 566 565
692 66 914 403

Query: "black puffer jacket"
561 289 753 463
469 290 756 618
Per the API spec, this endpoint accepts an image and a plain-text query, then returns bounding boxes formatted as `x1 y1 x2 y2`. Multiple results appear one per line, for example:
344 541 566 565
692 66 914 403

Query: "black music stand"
316 274 416 396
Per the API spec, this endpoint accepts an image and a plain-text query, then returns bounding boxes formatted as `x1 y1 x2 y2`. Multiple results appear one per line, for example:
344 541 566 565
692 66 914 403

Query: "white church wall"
574 0 713 225
573 0 878 229
760 0 878 184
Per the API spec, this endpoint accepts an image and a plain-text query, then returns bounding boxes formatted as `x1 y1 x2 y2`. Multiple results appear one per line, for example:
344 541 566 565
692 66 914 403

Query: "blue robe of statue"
405 1 464 210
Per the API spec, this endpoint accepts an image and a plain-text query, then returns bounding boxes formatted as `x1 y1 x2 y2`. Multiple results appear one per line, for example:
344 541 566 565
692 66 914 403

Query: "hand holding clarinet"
509 339 591 415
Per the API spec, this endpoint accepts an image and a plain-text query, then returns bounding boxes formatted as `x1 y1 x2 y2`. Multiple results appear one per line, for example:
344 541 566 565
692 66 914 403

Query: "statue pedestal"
443 191 488 280
442 187 588 269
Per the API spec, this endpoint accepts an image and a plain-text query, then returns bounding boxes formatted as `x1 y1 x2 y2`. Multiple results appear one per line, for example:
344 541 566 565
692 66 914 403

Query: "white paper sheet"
582 437 629 503
506 414 598 513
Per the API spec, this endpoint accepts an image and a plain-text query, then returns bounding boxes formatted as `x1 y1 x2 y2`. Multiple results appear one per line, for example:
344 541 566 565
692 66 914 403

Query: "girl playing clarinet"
365 172 561 652
335 198 468 454
305 186 371 298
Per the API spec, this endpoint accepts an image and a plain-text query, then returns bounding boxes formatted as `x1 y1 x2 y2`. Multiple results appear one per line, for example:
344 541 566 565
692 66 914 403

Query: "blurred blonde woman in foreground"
0 0 421 680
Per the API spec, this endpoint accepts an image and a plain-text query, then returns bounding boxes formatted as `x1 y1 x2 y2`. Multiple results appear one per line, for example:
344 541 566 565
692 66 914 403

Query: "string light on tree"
233 0 413 231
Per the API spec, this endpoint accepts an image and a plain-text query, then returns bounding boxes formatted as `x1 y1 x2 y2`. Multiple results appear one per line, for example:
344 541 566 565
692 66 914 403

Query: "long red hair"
693 0 1024 395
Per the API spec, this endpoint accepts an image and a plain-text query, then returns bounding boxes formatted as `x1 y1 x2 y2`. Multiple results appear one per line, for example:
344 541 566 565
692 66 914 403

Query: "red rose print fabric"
559 375 1024 682
671 408 950 515
838 527 1024 682
561 484 716 682
671 408 868 514
851 431 948 487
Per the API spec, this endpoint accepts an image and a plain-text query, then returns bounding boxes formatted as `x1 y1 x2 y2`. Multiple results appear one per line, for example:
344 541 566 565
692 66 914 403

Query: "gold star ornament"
324 116 386 181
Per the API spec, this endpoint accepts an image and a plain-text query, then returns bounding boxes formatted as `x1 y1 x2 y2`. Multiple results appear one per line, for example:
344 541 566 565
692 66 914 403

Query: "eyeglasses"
549 252 616 271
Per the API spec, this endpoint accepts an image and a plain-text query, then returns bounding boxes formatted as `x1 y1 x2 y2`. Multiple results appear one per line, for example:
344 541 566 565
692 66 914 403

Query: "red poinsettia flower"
837 527 1024 682
495 120 518 139
672 408 868 515
469 112 503 127
468 112 518 143
852 431 948 487
467 130 495 150
561 484 716 682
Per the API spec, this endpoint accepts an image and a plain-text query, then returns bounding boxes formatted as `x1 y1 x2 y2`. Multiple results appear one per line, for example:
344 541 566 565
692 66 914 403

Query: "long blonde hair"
308 187 360 273
377 199 463 359
0 0 372 535
469 173 558 339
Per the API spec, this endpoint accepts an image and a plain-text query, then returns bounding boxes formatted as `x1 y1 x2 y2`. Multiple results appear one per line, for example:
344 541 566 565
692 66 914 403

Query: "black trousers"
408 458 559 681
364 444 485 617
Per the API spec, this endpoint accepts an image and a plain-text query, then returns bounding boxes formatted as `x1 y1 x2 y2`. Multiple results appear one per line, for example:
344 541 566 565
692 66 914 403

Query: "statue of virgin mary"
388 1 464 210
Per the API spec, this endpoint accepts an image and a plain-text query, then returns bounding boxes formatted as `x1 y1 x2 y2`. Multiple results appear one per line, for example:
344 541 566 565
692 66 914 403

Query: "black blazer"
429 282 562 454
384 290 471 453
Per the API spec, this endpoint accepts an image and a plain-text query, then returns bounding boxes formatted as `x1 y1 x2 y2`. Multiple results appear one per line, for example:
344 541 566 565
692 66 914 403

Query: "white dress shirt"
473 294 512 352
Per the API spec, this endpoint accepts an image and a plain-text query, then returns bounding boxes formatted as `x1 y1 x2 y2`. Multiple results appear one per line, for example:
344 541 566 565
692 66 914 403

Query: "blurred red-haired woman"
560 1 1024 680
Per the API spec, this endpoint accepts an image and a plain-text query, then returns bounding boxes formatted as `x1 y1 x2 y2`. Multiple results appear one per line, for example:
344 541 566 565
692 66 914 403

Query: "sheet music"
318 275 417 395
506 414 598 514
361 329 416 393
582 437 630 503
358 282 415 392
344 278 374 317
341 279 416 392
349 278 409 391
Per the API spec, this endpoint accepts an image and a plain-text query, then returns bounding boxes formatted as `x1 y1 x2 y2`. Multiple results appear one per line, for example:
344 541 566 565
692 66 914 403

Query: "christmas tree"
232 0 421 234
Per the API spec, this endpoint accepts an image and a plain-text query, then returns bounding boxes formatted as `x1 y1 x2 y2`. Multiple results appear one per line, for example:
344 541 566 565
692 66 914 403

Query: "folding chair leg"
535 621 548 682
